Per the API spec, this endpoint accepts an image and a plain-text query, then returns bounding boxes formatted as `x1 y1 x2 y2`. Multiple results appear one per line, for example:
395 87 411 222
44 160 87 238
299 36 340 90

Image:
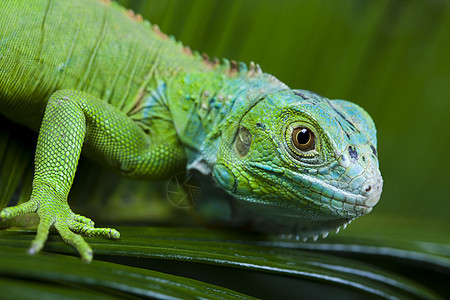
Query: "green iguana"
0 0 383 262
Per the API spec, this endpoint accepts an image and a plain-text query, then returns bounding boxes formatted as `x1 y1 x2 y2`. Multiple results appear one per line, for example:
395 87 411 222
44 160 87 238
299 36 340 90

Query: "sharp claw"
28 247 37 255
109 228 120 239
28 241 43 255
0 210 9 219
82 250 93 264
322 232 329 238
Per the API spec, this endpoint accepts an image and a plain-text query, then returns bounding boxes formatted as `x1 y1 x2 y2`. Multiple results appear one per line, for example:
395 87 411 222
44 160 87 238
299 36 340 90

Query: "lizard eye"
292 127 315 152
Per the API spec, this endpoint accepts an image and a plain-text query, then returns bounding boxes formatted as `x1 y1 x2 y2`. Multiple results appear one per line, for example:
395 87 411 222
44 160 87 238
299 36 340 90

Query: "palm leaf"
1 0 449 298
0 226 446 299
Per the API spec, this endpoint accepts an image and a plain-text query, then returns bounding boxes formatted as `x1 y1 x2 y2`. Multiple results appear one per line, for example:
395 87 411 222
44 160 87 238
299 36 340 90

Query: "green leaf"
0 241 254 300
0 277 119 300
0 227 446 299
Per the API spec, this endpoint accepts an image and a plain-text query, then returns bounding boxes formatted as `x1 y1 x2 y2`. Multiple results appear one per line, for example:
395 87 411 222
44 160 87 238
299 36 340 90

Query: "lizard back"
0 0 207 131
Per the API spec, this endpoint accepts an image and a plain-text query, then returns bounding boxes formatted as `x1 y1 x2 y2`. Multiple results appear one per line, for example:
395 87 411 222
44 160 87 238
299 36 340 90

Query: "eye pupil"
292 127 315 151
296 128 310 145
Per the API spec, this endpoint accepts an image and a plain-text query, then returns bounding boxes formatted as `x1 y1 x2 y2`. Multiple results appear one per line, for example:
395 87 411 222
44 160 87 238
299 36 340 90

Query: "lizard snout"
362 174 383 207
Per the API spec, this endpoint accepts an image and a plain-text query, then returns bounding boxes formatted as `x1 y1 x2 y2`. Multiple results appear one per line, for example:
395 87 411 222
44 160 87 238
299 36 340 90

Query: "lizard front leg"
0 89 185 262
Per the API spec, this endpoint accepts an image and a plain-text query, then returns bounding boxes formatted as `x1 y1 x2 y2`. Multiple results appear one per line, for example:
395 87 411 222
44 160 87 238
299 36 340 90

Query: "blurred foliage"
1 0 449 298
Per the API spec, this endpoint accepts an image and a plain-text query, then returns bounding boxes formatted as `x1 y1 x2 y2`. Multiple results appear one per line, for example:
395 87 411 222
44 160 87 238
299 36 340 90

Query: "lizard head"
212 89 383 239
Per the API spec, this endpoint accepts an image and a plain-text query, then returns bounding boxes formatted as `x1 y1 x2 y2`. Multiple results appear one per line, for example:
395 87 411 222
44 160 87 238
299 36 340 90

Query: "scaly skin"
0 0 382 262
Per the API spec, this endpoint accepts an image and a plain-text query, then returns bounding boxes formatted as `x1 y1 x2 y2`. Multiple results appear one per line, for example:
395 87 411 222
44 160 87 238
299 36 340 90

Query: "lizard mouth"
312 186 381 218
288 168 383 218
231 166 383 222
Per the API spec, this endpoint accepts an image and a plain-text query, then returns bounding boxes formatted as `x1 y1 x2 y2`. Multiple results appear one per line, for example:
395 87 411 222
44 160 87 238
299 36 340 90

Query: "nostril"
365 185 372 193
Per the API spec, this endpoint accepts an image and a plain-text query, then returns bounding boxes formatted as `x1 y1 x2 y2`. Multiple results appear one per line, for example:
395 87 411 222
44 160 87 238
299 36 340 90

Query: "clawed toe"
72 213 95 227
69 219 120 239
0 201 38 220
2 200 119 262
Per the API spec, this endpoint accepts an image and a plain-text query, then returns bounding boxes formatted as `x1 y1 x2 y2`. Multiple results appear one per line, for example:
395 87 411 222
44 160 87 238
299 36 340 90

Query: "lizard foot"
1 199 120 263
